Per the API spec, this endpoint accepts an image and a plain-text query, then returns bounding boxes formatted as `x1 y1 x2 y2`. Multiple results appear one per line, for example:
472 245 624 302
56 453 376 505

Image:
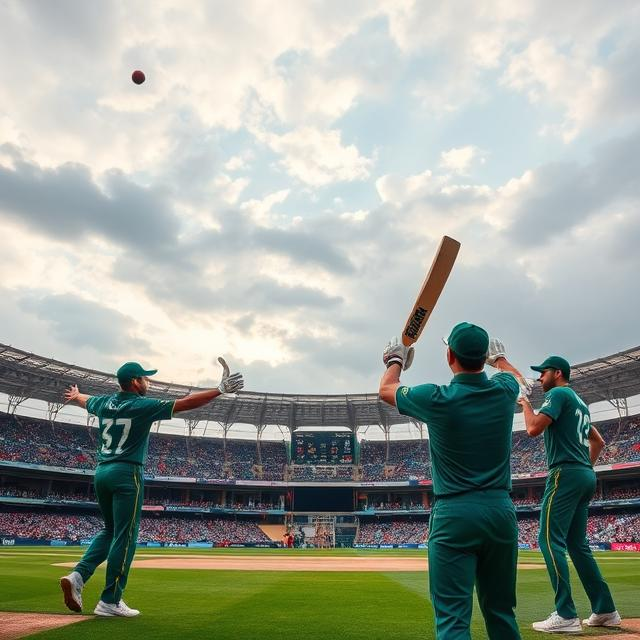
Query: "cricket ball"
132 70 145 85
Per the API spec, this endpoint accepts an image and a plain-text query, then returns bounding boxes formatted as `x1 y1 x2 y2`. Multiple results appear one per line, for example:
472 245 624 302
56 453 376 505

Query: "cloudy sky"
1 0 639 398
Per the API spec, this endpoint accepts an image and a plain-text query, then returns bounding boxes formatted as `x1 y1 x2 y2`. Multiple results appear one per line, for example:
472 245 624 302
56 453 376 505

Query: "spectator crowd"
517 513 640 547
1 412 639 483
0 511 271 544
3 509 639 546
356 520 429 545
355 513 640 546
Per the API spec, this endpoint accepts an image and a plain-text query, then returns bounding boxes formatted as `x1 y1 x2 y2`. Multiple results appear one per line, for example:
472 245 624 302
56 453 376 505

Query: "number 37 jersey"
87 392 175 466
538 386 592 469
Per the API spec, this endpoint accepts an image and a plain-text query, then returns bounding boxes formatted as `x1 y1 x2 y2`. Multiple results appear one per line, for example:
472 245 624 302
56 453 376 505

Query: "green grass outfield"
0 547 638 639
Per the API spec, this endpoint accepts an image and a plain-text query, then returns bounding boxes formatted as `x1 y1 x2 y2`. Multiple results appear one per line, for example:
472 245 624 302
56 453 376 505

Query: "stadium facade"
1 343 639 550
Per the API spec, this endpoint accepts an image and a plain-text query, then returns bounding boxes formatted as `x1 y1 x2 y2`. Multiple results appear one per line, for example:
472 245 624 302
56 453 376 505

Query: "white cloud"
440 145 486 174
258 126 372 186
224 155 248 171
501 38 606 141
339 209 369 223
376 170 444 205
240 188 290 226
255 70 364 128
1 1 640 396
213 174 250 205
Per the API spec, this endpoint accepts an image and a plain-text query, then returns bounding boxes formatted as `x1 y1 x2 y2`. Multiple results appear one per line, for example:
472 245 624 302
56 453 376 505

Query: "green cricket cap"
445 322 489 360
116 362 158 383
531 356 571 381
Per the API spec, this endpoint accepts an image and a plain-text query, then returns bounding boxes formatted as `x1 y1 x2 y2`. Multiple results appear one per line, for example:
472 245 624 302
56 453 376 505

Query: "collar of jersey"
451 372 489 385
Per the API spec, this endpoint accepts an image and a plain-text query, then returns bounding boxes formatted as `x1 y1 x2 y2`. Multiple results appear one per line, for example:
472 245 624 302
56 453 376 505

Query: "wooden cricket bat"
402 235 461 347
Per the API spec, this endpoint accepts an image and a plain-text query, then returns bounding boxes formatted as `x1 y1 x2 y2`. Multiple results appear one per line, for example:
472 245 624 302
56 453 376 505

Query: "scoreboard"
293 431 354 465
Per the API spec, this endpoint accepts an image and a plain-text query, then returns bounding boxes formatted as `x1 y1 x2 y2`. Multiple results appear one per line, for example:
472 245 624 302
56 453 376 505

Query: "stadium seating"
353 512 640 546
0 412 287 481
0 511 271 544
356 519 428 545
1 412 639 482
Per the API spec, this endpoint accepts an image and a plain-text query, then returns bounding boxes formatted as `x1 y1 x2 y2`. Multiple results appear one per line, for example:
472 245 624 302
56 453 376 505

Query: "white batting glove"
217 357 244 394
518 377 534 398
382 336 415 371
486 337 507 366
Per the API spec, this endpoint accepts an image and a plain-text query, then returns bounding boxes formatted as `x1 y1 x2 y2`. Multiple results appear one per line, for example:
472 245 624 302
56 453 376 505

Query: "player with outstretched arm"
379 325 526 640
59 358 243 617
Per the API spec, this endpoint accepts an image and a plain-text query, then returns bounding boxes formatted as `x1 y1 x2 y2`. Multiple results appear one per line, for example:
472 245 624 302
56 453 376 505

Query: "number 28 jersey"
87 392 175 466
538 386 592 469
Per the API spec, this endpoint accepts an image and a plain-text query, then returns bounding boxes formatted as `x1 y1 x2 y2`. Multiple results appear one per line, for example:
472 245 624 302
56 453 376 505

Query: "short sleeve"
396 383 437 418
538 387 564 421
137 398 175 422
492 371 520 399
86 395 101 416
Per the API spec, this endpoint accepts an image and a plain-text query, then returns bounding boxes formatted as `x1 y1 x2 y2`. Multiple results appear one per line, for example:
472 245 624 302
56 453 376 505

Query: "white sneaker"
94 600 140 617
532 611 582 633
582 611 622 627
60 571 84 612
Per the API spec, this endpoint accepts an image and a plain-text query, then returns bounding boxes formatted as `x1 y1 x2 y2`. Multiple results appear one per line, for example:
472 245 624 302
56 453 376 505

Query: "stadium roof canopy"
1 343 639 433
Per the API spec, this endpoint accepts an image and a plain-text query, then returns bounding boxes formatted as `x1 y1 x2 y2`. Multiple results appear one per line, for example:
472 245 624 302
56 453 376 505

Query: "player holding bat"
380 326 528 639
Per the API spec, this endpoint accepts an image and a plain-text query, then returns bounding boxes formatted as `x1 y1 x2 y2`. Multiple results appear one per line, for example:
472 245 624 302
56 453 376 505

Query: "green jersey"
396 371 519 496
86 392 175 466
538 386 592 469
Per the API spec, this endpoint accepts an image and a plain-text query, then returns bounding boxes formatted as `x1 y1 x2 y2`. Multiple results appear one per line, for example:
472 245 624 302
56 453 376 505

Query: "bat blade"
402 235 461 347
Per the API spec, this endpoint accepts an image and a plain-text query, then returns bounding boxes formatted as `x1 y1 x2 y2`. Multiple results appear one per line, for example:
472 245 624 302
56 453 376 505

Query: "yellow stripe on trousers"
545 468 562 593
114 467 141 598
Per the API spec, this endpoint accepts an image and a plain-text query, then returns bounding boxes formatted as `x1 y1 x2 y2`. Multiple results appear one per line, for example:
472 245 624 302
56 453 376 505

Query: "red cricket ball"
132 70 145 85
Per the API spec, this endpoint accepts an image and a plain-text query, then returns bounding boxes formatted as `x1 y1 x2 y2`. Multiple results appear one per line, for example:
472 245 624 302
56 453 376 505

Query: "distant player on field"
379 323 525 640
519 355 621 633
59 358 243 617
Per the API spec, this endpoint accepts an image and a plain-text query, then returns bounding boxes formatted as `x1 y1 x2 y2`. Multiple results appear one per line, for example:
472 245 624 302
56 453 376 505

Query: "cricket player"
519 355 621 633
379 323 524 640
59 358 243 617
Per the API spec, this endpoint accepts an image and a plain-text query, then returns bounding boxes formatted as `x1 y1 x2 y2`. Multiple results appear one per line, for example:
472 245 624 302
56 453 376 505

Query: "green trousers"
538 464 616 619
428 490 521 640
75 462 144 604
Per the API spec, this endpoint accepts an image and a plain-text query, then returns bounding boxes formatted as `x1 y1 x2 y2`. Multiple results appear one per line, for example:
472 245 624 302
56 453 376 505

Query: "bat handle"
401 334 414 347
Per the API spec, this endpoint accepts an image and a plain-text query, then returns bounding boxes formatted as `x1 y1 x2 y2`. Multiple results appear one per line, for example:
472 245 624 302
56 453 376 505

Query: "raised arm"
378 337 413 407
518 397 553 437
64 385 91 410
485 338 550 436
485 338 534 397
379 363 402 407
173 357 244 414
492 354 548 437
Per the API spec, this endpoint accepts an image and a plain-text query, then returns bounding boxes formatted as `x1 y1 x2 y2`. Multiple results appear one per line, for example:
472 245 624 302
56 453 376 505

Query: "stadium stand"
516 512 640 547
1 405 639 548
355 519 429 545
0 510 271 544
352 512 640 547
0 412 287 481
360 439 431 481
2 412 639 482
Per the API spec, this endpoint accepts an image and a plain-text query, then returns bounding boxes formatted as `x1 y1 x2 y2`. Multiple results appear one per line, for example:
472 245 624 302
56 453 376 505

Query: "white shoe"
532 611 582 633
94 600 140 617
582 611 622 627
60 571 84 612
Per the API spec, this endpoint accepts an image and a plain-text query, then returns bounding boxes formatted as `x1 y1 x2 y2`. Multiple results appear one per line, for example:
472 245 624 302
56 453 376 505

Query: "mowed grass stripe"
0 548 638 639
0 546 427 557
0 547 637 560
